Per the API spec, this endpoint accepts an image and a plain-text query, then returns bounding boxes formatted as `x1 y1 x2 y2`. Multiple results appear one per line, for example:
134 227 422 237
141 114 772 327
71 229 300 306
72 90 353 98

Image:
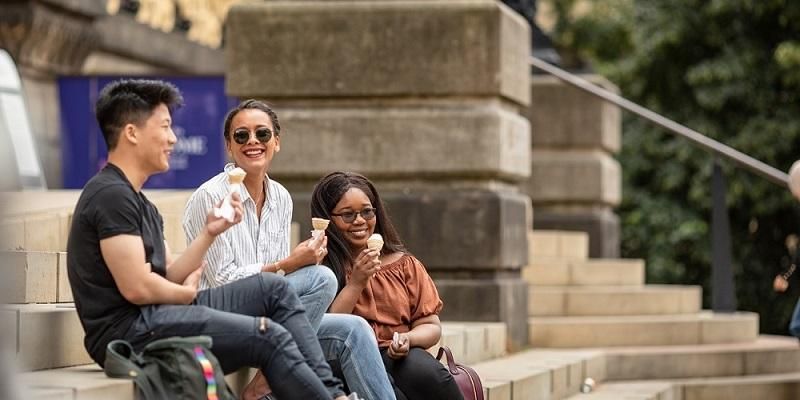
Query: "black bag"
104 335 237 400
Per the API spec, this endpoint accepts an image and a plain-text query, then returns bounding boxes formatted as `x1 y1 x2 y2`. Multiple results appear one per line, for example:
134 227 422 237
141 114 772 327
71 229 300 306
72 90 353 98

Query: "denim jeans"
318 314 397 400
126 273 345 400
285 265 338 331
286 266 395 400
790 297 800 337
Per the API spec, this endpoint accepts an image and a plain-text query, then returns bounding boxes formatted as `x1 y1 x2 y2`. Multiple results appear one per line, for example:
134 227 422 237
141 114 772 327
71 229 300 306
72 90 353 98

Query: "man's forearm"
166 229 216 283
135 272 196 305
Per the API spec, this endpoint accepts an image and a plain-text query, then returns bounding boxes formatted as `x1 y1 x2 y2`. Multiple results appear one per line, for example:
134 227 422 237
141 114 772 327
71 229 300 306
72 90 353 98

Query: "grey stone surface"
226 0 530 104
292 190 530 270
525 75 621 152
433 273 529 351
270 102 531 183
533 206 620 258
525 149 621 206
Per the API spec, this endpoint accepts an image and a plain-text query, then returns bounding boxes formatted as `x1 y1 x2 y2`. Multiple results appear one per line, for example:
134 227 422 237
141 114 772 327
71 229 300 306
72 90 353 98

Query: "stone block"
437 324 466 362
227 0 530 104
533 285 702 317
570 259 645 286
0 308 18 353
700 312 759 344
293 190 530 270
1 251 58 303
528 287 566 317
436 275 528 351
523 259 570 286
0 218 25 250
559 231 590 260
57 252 72 303
16 305 92 370
24 214 60 251
534 207 619 258
270 104 530 183
461 324 487 365
56 211 71 252
528 231 559 259
21 365 134 400
161 213 186 253
472 363 551 400
526 149 621 206
525 75 621 152
483 379 512 400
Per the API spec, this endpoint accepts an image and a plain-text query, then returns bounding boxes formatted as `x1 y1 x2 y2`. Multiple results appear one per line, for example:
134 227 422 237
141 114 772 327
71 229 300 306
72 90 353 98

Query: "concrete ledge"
678 372 800 400
528 230 589 261
524 258 645 287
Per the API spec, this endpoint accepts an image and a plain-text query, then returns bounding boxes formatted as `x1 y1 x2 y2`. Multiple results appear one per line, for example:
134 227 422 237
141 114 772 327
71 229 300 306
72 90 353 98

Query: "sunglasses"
232 127 273 145
331 207 376 223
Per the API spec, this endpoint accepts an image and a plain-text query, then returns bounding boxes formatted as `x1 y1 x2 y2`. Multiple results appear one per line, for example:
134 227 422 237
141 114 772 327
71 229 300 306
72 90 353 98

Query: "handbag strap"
435 346 460 375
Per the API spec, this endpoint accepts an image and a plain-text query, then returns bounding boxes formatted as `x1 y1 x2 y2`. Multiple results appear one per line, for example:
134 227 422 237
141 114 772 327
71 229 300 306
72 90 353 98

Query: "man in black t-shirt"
66 79 349 400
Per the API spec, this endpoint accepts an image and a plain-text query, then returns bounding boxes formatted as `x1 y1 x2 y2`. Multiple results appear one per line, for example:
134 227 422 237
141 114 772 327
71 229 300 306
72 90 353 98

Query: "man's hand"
183 261 205 291
205 192 243 236
774 275 789 292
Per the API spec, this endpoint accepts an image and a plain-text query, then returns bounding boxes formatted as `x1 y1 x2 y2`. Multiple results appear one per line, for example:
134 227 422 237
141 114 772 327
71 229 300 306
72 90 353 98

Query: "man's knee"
258 272 291 296
790 321 800 338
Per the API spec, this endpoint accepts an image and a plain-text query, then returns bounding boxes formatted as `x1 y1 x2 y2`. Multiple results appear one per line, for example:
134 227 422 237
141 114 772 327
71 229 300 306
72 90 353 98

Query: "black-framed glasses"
233 127 273 145
331 207 376 223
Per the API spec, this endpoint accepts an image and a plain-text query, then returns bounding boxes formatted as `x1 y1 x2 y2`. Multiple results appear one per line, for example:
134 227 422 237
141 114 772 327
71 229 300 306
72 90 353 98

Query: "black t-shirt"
67 163 167 365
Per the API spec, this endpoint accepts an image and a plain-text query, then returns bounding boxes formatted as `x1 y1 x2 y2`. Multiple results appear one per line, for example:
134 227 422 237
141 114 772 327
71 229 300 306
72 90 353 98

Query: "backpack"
103 335 238 400
436 346 485 400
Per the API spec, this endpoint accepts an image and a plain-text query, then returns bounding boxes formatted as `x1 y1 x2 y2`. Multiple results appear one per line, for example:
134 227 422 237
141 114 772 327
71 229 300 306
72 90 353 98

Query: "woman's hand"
388 332 410 359
205 192 243 236
774 275 790 292
289 232 328 268
350 248 381 287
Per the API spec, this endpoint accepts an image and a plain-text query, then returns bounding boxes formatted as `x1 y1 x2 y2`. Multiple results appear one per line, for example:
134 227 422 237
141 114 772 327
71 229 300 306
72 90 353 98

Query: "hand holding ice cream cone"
214 167 246 222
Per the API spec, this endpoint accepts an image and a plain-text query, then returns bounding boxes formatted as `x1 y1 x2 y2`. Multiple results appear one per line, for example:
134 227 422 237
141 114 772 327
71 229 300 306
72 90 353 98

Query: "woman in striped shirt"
183 99 395 400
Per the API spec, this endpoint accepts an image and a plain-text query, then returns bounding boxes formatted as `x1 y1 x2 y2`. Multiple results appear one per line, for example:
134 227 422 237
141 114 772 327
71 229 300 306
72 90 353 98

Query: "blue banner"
58 76 236 189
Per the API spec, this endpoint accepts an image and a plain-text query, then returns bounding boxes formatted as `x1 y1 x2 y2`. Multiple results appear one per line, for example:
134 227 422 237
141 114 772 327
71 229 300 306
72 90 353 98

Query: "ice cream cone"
227 167 247 185
367 233 384 252
312 218 330 231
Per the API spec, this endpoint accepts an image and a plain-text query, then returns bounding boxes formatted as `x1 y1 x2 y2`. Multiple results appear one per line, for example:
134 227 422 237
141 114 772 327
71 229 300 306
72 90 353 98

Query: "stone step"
529 230 589 261
471 349 606 400
606 335 800 380
677 372 800 400
530 312 759 348
437 322 507 365
523 258 645 287
529 285 702 317
3 304 92 371
565 380 677 400
23 365 134 400
0 250 72 304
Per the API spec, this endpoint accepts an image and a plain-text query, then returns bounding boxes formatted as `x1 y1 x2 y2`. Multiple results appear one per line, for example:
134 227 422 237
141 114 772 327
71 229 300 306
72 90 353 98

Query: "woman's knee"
394 348 454 385
306 265 338 301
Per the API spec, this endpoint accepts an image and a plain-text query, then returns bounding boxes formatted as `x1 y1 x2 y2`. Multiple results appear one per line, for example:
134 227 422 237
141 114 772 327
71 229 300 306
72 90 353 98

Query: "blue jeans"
286 266 395 400
790 297 800 337
285 265 338 331
126 273 346 400
319 314 397 400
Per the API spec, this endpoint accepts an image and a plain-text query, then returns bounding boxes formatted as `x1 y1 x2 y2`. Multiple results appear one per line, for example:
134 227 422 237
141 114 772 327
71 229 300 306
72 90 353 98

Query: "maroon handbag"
436 346 485 400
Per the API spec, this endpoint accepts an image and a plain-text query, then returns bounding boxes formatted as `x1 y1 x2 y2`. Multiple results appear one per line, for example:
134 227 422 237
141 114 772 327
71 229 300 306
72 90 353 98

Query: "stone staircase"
528 230 800 400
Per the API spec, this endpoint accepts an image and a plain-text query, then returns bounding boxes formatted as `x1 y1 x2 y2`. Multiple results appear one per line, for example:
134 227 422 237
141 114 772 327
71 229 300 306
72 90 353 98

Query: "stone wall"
227 0 533 349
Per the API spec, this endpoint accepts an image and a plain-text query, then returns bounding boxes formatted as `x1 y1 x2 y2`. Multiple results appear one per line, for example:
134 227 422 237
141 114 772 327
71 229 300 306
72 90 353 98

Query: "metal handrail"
529 56 789 187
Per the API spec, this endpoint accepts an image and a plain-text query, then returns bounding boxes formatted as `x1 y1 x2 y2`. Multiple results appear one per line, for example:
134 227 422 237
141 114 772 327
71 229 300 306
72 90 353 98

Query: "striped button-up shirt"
182 163 293 289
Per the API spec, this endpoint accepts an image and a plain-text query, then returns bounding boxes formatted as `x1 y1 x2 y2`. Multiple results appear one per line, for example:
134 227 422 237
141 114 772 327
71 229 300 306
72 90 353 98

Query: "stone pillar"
521 75 622 257
0 0 103 188
226 0 532 349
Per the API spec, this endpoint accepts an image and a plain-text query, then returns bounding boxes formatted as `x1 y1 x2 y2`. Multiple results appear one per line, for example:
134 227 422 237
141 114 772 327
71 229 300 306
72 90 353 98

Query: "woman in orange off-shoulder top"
311 172 464 400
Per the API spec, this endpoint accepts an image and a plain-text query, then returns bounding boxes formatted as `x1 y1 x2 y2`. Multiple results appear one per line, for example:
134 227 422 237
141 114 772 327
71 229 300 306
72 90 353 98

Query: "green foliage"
545 0 800 334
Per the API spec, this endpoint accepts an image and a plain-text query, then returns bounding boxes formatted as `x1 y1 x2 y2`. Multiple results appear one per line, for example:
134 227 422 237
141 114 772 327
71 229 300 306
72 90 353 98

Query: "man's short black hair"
95 79 184 150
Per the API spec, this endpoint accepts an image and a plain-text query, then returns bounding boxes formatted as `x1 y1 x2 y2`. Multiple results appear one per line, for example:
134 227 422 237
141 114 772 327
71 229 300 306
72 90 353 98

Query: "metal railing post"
711 160 737 312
